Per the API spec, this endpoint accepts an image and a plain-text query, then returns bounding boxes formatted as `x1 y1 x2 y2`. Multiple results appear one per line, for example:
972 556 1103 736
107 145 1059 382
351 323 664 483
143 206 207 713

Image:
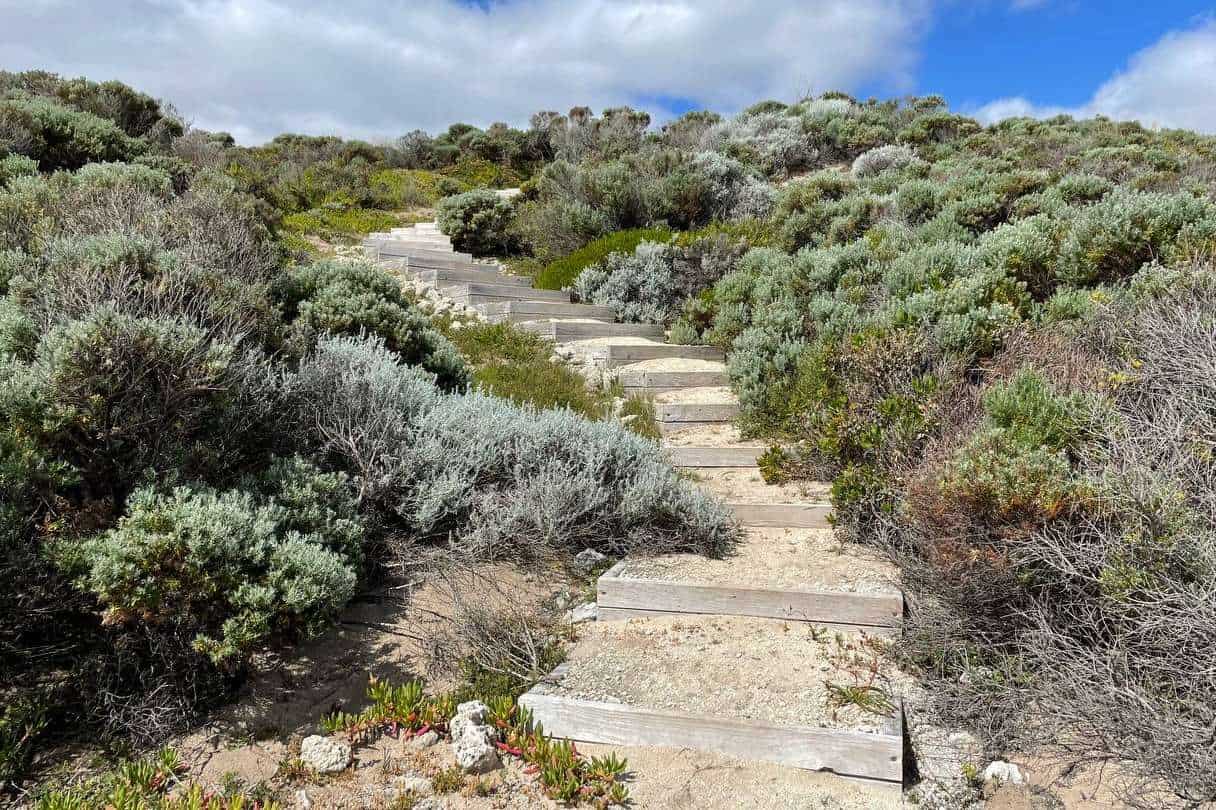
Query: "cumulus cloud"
974 18 1216 133
0 0 931 144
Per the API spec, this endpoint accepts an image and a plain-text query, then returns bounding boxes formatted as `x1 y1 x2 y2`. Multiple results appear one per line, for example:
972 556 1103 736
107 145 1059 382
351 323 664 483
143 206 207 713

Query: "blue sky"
915 1 1214 110
1 1 1214 143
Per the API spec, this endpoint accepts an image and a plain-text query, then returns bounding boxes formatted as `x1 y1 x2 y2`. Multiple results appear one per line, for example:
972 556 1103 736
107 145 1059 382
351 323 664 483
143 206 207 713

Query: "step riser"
727 503 832 528
657 403 740 423
602 345 725 365
414 269 532 287
520 689 902 788
482 307 616 323
617 373 728 390
445 285 570 304
520 323 666 341
364 244 474 263
666 448 763 467
596 563 901 634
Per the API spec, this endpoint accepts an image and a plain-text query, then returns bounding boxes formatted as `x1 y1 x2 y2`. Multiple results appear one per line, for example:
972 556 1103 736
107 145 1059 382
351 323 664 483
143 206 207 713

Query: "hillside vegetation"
2 70 1216 805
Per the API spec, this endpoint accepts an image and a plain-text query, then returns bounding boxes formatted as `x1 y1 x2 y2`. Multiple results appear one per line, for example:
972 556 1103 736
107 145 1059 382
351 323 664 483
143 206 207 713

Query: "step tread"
521 616 904 785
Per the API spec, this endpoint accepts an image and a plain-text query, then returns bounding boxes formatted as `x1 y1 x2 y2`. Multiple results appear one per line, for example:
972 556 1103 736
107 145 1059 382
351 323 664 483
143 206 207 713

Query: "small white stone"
982 760 1025 785
294 789 312 809
395 776 434 795
299 735 351 773
409 730 440 748
567 602 598 624
574 548 607 572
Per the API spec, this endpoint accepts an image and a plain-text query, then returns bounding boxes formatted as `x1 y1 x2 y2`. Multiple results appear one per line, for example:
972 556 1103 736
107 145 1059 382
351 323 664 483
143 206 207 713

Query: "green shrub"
535 227 670 290
278 260 469 390
443 320 606 418
436 189 516 256
65 458 363 666
0 93 144 171
281 206 400 242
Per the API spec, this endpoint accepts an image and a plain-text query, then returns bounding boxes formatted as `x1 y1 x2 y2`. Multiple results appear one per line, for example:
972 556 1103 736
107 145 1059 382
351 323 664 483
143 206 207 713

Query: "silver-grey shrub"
285 335 738 561
851 144 917 178
571 241 678 324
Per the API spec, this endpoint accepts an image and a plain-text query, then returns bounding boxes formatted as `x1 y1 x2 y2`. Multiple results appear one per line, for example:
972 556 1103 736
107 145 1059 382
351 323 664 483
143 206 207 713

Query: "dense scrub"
0 76 735 794
5 65 1216 802
441 94 1216 802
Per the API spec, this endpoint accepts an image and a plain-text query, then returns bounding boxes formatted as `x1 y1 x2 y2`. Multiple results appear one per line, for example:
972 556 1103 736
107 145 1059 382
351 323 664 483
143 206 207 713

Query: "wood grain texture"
597 574 902 629
517 322 666 340
518 691 903 785
594 606 899 639
727 502 832 528
656 402 739 423
602 344 725 365
665 446 763 467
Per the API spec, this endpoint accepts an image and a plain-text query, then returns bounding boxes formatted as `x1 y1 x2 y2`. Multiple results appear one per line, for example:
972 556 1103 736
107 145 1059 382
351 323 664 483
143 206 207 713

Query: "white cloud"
973 18 1216 133
0 0 931 144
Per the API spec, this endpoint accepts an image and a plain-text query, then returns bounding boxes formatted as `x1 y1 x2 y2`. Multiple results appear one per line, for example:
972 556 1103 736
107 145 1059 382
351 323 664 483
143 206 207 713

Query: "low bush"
282 335 737 561
436 189 516 256
280 206 400 243
572 241 678 323
277 259 469 390
0 92 145 171
62 457 363 666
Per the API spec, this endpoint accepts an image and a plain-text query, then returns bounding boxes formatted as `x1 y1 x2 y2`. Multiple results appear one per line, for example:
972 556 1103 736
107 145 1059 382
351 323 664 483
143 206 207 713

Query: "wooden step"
521 638 903 789
364 242 474 263
518 321 666 341
480 301 616 323
656 401 740 424
413 267 532 287
601 344 724 367
445 283 570 304
617 371 729 395
665 446 764 467
727 502 832 528
596 562 901 635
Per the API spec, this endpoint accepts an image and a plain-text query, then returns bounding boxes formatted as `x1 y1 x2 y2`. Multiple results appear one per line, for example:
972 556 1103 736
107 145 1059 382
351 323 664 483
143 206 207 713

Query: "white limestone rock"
299 735 351 773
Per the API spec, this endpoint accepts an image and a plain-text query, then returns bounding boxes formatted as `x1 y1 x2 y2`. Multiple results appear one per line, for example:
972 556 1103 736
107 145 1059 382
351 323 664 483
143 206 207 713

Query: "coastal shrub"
851 144 917 178
0 93 144 171
64 458 363 666
284 335 738 560
437 188 516 256
572 241 679 323
277 259 468 390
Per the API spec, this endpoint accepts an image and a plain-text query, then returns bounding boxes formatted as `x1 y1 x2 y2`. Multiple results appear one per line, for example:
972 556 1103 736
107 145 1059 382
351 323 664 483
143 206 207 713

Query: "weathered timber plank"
518 692 903 785
593 606 899 639
615 371 728 389
601 344 725 365
665 446 763 467
727 502 832 528
656 402 739 423
519 322 666 340
597 575 902 629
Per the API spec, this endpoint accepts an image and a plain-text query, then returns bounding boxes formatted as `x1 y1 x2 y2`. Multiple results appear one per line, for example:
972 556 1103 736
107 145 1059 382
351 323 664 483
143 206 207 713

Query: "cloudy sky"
1 1 1213 144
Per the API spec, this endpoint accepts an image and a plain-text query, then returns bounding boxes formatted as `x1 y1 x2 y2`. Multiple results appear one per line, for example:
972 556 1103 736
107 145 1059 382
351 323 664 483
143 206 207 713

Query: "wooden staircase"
368 218 906 795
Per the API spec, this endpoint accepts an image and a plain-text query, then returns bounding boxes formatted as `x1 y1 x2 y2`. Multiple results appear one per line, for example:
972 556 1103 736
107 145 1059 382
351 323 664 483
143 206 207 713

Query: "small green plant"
430 765 465 794
825 682 896 717
33 748 280 810
321 676 455 743
618 395 661 441
324 677 629 806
